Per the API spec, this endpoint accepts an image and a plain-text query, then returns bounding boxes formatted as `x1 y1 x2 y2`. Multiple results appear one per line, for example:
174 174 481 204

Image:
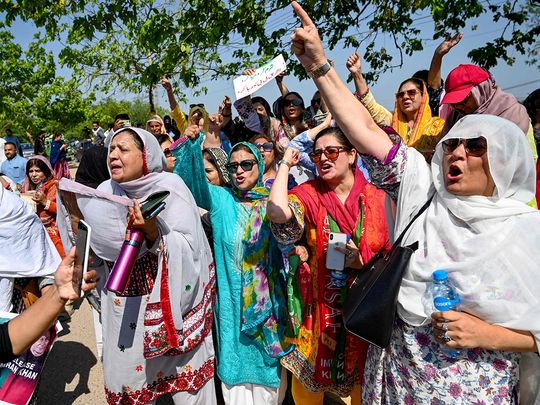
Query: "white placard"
233 55 287 99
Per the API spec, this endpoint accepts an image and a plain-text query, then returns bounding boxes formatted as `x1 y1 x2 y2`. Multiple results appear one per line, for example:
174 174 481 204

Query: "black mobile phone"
140 191 170 217
75 219 92 297
144 201 166 220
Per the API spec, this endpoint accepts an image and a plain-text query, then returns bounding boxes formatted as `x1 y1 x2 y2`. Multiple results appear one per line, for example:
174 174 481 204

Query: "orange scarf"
391 83 445 156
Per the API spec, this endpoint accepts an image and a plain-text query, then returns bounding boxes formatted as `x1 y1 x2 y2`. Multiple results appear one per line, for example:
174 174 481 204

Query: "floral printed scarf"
230 142 291 358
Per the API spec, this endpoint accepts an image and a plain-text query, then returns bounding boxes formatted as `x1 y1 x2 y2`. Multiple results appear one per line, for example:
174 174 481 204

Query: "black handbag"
343 196 433 348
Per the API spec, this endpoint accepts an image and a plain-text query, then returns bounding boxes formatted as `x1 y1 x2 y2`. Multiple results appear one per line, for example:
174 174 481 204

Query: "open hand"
435 33 463 56
290 1 327 71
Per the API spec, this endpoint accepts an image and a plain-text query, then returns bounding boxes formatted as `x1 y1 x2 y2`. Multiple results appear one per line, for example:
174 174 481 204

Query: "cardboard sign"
233 55 287 99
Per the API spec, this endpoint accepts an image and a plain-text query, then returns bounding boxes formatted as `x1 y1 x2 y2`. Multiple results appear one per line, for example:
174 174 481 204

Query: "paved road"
36 300 106 404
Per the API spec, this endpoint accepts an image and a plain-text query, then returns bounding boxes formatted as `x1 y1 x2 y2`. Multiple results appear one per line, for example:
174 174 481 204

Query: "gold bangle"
278 160 292 168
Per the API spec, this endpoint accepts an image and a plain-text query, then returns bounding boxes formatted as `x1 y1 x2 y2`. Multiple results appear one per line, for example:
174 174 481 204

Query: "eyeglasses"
309 146 349 163
396 89 420 99
163 148 173 158
283 99 303 108
253 142 273 152
225 159 258 173
441 137 487 157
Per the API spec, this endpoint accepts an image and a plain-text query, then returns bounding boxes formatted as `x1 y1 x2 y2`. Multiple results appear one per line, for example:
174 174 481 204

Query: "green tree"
1 0 538 92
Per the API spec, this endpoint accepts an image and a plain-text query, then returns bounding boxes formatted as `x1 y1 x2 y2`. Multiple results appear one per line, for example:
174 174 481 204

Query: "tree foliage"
0 0 538 96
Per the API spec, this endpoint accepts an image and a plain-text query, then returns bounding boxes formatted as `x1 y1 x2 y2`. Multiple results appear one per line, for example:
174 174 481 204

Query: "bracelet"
354 89 370 101
278 160 293 168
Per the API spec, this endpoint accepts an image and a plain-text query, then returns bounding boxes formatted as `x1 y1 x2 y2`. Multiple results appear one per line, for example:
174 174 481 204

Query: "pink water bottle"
105 228 145 294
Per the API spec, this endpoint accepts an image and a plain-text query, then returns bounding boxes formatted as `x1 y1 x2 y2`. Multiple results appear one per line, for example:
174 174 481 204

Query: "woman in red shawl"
267 127 389 404
24 156 65 257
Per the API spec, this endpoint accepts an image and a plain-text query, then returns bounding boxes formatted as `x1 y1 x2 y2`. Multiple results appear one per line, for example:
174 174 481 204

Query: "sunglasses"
441 137 488 157
396 89 420 99
283 99 303 108
163 148 173 158
190 103 205 109
309 146 348 163
253 142 273 152
225 159 258 173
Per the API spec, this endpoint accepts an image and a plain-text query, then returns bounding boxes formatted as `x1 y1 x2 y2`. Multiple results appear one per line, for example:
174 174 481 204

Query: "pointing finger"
291 1 314 28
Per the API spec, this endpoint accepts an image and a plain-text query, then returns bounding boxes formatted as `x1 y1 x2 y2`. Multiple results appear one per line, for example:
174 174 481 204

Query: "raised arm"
162 76 188 133
346 52 369 96
275 71 290 96
427 33 463 90
290 2 392 161
267 148 300 224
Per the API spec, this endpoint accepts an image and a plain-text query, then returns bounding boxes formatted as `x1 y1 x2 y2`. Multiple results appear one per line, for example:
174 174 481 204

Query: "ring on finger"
442 321 448 332
346 250 354 258
442 331 452 343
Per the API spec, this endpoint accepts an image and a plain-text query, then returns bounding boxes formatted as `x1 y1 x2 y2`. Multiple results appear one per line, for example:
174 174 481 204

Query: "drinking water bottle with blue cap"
432 269 461 358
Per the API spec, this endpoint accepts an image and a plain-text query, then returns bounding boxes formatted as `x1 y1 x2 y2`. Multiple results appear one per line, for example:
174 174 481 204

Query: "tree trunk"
149 84 156 114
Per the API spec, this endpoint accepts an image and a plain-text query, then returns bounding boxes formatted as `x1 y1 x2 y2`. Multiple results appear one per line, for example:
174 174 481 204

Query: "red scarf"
291 169 389 385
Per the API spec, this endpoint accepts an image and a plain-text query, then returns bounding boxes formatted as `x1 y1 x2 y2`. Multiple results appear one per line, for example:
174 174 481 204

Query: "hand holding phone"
326 232 347 270
75 219 92 297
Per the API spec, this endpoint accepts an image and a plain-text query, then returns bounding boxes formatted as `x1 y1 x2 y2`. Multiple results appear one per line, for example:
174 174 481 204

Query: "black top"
0 322 15 363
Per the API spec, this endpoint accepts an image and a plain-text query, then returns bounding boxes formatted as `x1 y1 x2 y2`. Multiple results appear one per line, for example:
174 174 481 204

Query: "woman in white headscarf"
288 3 539 403
60 127 216 404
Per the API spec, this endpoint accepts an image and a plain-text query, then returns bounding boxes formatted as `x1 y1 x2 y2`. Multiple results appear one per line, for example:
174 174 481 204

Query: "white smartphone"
75 219 92 297
326 232 348 270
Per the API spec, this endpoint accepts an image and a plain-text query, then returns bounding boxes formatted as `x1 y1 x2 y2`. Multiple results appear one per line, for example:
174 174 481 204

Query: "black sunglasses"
225 159 258 173
283 99 303 108
163 148 173 158
190 103 205 109
253 142 273 152
309 146 348 163
441 137 488 157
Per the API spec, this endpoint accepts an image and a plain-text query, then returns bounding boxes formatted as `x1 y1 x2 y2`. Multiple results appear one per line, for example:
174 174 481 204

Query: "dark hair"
5 129 12 135
116 129 144 151
26 159 53 187
313 127 357 169
523 88 540 125
202 150 217 167
280 92 306 124
249 133 284 161
4 141 17 148
155 133 172 146
92 120 100 125
412 70 429 83
115 113 130 121
251 96 274 117
397 77 425 95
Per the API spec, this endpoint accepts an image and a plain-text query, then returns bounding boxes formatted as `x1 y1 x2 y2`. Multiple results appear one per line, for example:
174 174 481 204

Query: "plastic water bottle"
432 269 461 358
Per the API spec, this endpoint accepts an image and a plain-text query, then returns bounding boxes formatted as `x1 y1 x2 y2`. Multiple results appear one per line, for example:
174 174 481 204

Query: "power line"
503 79 540 91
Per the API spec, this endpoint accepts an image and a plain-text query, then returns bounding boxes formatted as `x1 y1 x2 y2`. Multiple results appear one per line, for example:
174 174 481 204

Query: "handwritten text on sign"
233 55 287 99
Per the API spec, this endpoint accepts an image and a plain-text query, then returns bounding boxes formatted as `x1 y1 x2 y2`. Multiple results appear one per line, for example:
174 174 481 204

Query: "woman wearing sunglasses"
171 126 291 405
289 3 540 403
279 92 316 141
347 52 444 159
267 127 389 404
250 134 296 190
155 134 177 172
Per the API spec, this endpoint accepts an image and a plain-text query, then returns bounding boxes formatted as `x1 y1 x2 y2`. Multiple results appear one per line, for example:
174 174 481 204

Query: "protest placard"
233 55 287 99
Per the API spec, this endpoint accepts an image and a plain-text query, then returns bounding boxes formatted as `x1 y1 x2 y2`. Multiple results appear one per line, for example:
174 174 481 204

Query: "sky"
7 3 540 117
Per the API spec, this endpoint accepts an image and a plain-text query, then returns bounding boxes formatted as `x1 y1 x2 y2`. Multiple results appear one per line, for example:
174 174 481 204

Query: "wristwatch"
306 61 331 78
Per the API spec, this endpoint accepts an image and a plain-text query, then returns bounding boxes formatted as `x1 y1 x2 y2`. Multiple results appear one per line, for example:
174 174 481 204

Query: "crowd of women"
1 2 540 404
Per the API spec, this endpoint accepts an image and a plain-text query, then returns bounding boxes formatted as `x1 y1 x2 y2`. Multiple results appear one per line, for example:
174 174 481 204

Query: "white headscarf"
0 186 60 310
58 127 214 354
394 115 540 345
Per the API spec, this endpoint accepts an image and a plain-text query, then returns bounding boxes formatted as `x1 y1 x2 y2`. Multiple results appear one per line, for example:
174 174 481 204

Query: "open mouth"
319 162 333 173
447 164 463 180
